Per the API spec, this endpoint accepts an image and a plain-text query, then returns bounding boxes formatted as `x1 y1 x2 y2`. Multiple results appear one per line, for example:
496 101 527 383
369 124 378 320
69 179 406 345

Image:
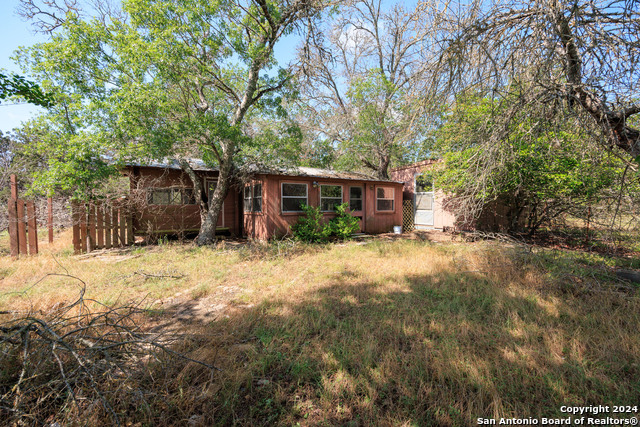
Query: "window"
207 180 217 207
243 186 251 212
148 188 193 205
416 174 433 193
282 183 308 212
244 183 262 213
349 186 363 211
376 187 395 211
182 188 195 205
252 183 262 212
320 184 342 211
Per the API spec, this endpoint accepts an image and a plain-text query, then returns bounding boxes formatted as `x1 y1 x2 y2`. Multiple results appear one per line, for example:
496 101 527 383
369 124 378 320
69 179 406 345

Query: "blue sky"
0 0 48 134
0 0 305 135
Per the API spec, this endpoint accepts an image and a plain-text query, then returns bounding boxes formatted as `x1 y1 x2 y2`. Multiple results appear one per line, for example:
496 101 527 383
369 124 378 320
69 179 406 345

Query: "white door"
414 175 434 228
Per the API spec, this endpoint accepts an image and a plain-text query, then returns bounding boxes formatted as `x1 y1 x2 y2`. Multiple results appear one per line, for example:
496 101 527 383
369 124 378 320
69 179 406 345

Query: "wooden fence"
71 200 134 254
8 175 39 258
8 198 39 257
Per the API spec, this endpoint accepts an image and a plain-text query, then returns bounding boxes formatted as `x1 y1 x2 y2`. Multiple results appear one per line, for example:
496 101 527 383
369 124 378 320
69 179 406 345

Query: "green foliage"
15 0 325 206
0 71 54 107
326 203 361 240
433 94 636 233
291 204 330 243
291 203 360 243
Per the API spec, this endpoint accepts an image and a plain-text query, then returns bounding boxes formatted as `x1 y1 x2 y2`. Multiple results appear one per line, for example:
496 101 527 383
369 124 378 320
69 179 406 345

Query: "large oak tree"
18 0 327 244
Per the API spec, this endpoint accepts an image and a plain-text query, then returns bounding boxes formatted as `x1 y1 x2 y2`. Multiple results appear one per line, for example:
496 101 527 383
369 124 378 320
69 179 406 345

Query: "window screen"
320 185 342 211
282 183 308 212
376 187 395 211
349 186 363 211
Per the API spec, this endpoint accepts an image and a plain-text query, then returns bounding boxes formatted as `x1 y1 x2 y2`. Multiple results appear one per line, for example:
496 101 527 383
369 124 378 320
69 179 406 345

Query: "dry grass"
1 229 639 425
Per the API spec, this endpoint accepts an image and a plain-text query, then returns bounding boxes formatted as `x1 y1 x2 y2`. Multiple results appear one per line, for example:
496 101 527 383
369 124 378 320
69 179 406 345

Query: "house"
390 160 526 232
124 160 404 240
390 160 456 231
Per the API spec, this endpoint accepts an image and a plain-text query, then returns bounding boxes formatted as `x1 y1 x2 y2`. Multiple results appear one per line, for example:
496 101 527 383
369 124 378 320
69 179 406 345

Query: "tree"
18 0 327 244
298 0 444 179
0 71 54 107
440 0 640 161
432 94 636 234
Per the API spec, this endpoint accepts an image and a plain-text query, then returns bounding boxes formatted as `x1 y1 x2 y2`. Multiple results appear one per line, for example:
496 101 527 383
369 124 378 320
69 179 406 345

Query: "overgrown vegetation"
291 203 360 243
432 94 639 234
1 230 639 424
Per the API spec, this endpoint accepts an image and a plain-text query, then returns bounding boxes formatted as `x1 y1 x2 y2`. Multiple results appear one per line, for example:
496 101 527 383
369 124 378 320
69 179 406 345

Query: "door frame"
414 173 434 227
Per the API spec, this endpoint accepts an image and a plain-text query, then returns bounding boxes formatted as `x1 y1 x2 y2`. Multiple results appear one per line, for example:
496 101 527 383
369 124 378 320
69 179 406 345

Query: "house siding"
126 166 240 236
243 174 403 239
125 166 403 240
390 161 456 230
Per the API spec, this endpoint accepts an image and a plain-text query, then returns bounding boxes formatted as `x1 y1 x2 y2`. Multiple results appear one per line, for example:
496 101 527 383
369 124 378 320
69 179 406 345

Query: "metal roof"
125 159 402 183
125 158 218 172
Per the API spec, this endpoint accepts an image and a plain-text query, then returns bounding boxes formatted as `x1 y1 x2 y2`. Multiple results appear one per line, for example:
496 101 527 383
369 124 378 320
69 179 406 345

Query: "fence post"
8 198 19 258
126 206 134 246
48 197 54 244
72 202 81 254
17 199 28 255
112 206 119 247
88 203 96 252
10 174 18 199
97 202 104 248
104 204 112 249
119 207 126 246
80 204 88 254
26 201 38 255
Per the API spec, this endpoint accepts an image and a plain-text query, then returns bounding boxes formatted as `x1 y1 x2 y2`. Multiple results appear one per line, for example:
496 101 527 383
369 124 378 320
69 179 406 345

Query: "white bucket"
393 225 402 234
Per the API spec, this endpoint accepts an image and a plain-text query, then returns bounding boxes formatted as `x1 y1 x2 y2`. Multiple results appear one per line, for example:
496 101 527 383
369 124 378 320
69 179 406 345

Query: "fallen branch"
0 272 219 425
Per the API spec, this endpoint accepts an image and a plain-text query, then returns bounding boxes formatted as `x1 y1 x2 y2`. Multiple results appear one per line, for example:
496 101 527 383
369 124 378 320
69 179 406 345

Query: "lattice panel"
402 200 415 232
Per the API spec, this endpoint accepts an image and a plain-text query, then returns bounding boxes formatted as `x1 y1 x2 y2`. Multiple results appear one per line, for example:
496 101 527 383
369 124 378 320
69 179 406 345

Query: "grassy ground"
1 229 639 425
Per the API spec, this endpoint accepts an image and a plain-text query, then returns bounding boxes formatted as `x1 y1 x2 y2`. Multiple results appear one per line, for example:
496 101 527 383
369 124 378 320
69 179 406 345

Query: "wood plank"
17 199 28 255
97 203 104 248
119 207 126 246
8 198 19 257
72 202 81 254
104 205 112 249
88 203 96 252
126 207 134 246
10 174 18 199
48 197 54 243
26 201 38 255
80 204 88 254
112 206 119 248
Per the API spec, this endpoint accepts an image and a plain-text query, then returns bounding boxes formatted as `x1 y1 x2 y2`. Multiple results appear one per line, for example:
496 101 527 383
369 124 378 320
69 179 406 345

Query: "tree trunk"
195 144 235 245
180 159 218 245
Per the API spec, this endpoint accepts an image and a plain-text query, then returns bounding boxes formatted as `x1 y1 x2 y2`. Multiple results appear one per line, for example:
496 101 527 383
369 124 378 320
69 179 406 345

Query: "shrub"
290 204 331 243
327 203 361 240
291 203 360 243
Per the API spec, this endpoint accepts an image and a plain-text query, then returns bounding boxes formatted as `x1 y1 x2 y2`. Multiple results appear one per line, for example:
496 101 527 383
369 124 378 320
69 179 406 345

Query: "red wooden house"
124 160 404 239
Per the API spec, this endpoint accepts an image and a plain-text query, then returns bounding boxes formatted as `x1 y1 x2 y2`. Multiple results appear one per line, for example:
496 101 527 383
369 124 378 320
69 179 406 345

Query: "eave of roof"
124 159 403 184
124 158 217 172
